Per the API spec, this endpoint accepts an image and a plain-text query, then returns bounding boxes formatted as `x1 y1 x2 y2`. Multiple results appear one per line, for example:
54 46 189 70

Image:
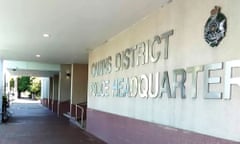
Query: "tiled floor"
0 99 106 144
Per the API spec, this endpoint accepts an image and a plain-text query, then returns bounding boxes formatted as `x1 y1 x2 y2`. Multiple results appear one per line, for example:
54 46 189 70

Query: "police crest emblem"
204 6 227 47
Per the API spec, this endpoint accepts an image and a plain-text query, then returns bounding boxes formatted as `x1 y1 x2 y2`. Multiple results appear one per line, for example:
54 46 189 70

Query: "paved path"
0 99 106 144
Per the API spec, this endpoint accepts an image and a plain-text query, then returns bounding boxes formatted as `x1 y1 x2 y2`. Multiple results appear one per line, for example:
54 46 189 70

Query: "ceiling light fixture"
36 54 41 58
43 33 50 38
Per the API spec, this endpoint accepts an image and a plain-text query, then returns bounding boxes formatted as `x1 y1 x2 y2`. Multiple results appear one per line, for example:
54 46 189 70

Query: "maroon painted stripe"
48 99 52 110
41 98 48 107
52 100 58 113
86 108 239 144
71 104 87 119
58 101 70 115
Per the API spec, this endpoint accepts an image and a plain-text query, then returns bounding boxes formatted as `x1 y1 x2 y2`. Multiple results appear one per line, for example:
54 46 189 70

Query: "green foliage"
9 78 14 88
17 76 41 99
30 78 41 94
2 95 7 102
17 76 31 92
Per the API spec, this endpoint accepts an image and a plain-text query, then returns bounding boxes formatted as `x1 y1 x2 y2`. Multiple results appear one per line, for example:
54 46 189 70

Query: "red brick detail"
58 101 70 115
52 100 58 113
71 104 76 117
86 108 239 144
71 103 87 120
41 98 48 107
48 99 52 110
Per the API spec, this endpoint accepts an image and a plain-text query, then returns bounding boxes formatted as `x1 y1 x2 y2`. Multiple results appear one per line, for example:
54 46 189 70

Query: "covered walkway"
0 99 106 144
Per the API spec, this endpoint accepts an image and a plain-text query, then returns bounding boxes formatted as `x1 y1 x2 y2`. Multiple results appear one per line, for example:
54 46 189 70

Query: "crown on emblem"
211 6 221 16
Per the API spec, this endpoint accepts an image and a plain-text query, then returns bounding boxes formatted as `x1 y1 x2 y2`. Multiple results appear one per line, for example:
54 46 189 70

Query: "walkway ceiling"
0 0 171 65
4 60 60 77
7 69 59 77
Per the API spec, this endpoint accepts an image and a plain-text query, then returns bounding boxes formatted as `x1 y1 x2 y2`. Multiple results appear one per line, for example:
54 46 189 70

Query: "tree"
9 78 14 90
29 78 41 99
17 76 31 98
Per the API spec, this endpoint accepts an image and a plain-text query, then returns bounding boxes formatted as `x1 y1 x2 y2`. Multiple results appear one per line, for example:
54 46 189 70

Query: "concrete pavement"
0 99 106 144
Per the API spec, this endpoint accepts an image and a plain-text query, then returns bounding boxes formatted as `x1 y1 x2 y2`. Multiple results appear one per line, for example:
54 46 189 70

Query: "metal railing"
75 104 84 128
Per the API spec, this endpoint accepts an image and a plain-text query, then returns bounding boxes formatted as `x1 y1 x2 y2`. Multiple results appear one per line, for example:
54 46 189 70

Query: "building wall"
48 77 53 110
70 64 88 116
0 60 3 122
71 64 88 104
52 74 59 113
59 64 71 102
58 64 71 115
87 0 240 143
41 77 49 107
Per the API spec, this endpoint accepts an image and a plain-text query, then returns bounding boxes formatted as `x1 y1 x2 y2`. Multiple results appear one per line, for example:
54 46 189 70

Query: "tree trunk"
18 91 21 98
